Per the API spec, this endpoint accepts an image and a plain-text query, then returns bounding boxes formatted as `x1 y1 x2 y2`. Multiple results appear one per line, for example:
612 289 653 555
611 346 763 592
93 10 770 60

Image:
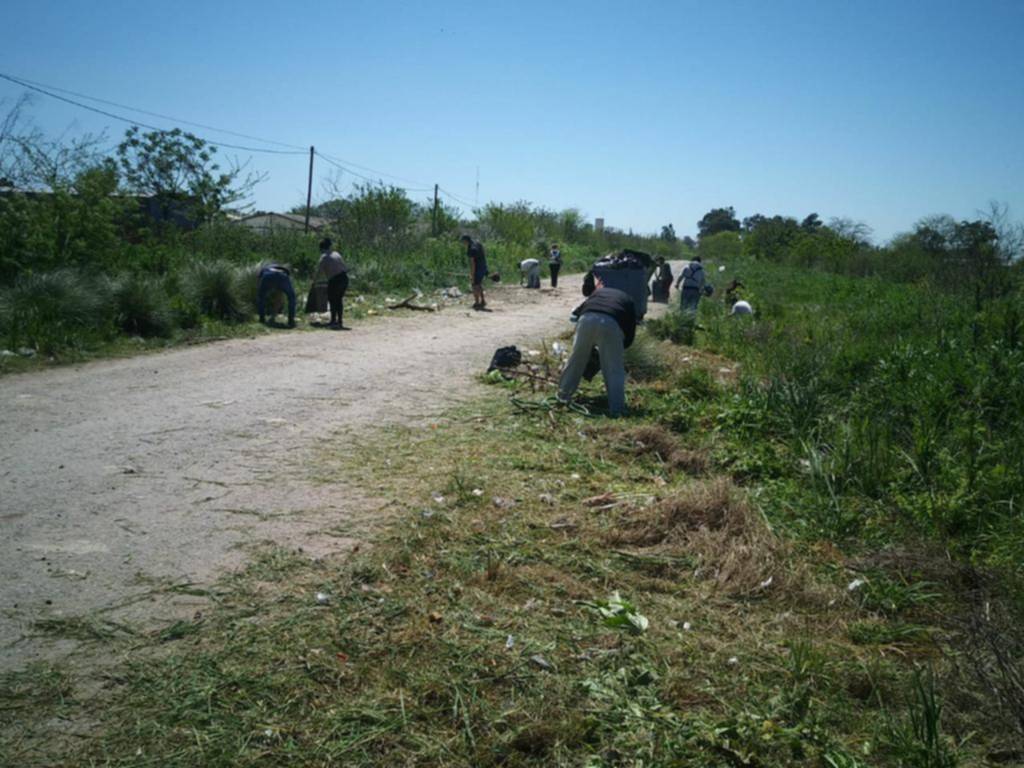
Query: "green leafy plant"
579 591 649 634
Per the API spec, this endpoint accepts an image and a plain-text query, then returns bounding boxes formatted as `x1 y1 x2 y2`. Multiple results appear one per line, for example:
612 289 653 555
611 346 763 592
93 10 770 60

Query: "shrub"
0 270 110 354
112 273 172 337
183 261 248 321
646 309 695 345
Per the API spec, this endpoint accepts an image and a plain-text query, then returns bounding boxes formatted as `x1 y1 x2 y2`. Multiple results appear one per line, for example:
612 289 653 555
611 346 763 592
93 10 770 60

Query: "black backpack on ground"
487 346 522 373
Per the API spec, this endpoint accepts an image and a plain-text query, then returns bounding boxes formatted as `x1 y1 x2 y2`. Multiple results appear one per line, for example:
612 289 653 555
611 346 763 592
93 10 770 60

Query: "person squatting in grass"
675 254 706 315
548 243 562 287
257 263 296 327
315 238 350 329
557 273 637 417
461 234 489 310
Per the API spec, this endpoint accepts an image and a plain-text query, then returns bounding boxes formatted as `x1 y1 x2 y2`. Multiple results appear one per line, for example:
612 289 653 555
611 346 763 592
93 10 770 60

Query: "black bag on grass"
487 345 522 373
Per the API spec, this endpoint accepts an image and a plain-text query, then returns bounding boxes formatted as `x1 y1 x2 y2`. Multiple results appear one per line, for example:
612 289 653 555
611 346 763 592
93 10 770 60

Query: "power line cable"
0 72 306 155
2 72 307 152
315 151 432 193
2 71 474 202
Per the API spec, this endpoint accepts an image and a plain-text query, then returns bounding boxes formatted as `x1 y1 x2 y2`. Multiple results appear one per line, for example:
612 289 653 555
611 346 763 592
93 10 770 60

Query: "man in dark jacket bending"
557 274 637 416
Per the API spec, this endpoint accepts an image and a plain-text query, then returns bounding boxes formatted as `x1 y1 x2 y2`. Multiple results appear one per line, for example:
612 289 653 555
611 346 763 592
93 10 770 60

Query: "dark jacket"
468 240 487 271
572 287 637 348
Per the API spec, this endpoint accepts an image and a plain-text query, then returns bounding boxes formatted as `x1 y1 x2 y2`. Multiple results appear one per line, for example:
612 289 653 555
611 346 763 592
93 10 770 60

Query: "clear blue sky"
2 0 1022 241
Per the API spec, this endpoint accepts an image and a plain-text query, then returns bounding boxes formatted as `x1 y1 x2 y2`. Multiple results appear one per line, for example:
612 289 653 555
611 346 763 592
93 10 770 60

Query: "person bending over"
315 238 350 329
257 263 296 327
557 274 637 417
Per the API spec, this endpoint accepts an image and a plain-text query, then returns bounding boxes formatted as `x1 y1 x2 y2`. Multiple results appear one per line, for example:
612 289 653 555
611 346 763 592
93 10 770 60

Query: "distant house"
234 212 328 235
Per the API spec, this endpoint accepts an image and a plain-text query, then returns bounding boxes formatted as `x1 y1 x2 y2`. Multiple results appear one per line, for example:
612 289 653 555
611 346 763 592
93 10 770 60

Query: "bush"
112 273 172 337
0 270 110 354
646 309 696 345
183 261 248 322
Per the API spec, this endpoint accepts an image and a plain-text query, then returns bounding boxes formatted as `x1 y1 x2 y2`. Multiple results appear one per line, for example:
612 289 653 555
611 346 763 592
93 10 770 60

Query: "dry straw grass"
609 476 795 596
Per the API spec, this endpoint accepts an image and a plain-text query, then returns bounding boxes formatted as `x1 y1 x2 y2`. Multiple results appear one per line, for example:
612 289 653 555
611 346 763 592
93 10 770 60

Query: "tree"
828 217 873 245
660 223 677 242
743 215 800 261
116 126 264 226
697 207 740 239
801 213 823 233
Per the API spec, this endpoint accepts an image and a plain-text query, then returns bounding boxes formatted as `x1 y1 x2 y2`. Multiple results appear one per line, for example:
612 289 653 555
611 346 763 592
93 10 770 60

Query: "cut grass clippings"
0 330 1013 767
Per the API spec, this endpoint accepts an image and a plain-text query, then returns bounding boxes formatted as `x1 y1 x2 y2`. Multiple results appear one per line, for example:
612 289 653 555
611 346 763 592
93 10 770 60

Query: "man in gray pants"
675 255 706 315
557 275 637 416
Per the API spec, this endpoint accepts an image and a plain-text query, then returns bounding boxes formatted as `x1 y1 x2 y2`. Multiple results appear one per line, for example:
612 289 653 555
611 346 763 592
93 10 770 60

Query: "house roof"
235 212 329 230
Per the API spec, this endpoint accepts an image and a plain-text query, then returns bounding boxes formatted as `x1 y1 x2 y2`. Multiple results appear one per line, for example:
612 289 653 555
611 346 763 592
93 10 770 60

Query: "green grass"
4 254 1022 765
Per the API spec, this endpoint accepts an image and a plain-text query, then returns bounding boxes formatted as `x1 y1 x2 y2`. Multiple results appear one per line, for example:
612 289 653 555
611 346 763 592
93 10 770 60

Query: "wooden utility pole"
303 145 314 233
432 183 439 236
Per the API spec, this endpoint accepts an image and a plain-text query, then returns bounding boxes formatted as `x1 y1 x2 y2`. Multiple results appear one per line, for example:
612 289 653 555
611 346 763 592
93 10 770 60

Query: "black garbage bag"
487 345 522 373
305 283 328 313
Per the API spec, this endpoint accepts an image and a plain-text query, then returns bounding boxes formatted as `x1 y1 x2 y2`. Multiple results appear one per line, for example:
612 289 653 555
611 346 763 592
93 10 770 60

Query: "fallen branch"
387 294 437 312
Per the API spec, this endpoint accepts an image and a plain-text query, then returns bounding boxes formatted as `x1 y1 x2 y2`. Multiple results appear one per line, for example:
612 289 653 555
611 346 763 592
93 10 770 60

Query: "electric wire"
0 72 306 155
1 72 308 152
1 70 477 201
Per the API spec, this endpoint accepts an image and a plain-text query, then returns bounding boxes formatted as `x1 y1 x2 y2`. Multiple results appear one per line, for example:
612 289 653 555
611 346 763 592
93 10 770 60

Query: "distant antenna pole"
475 166 479 206
304 145 314 233
432 184 439 237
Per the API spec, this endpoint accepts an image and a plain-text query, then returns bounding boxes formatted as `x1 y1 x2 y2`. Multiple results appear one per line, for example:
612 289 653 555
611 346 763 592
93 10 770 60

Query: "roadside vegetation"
4 221 1023 764
0 100 680 372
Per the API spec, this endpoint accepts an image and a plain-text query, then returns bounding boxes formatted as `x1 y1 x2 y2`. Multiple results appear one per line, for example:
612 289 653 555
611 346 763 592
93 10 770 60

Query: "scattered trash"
441 286 462 299
121 466 138 475
530 654 554 671
431 493 446 505
523 598 540 611
538 493 555 505
759 576 774 589
335 651 349 663
505 634 515 649
428 611 444 623
492 496 516 509
525 349 541 357
315 591 330 605
570 472 581 480
682 621 692 631
0 349 15 357
51 569 88 580
579 592 649 634
728 656 739 665
552 342 566 356
583 492 617 507
847 578 867 592
17 347 36 357
471 488 484 497
355 295 366 303
718 265 726 272
420 509 435 519
549 517 577 531
264 729 274 738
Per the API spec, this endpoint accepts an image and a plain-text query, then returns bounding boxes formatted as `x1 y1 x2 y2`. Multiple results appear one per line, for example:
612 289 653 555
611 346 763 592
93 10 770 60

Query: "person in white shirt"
674 256 706 316
314 238 350 329
520 258 541 289
548 244 562 287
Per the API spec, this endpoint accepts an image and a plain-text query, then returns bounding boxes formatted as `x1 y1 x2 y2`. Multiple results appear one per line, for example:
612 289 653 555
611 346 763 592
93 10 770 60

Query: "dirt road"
2 275 645 670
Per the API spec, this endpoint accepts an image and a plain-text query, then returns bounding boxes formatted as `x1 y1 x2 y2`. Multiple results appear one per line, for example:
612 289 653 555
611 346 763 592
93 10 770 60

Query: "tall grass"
182 260 248 322
0 270 110 354
111 273 172 337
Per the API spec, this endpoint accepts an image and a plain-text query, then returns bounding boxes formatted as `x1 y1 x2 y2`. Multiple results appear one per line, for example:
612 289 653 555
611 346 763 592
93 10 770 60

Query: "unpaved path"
1 274 640 671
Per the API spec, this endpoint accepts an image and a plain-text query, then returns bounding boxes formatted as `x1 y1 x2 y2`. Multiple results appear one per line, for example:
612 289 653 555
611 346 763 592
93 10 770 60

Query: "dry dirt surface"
1 272 669 671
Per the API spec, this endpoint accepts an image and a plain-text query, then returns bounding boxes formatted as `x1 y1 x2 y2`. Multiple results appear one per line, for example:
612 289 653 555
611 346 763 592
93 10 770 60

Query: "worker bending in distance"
520 257 541 288
557 273 637 417
675 254 706 315
257 263 296 327
460 234 489 310
314 238 350 329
